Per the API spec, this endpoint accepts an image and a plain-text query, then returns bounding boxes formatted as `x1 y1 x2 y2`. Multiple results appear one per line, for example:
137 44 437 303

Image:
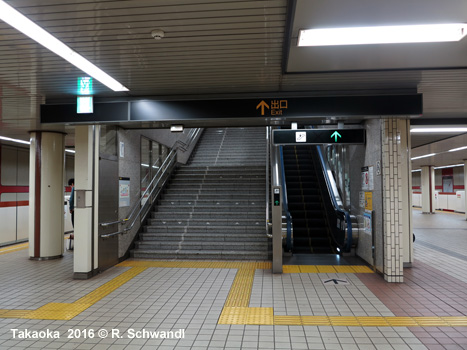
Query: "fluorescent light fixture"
77 96 93 114
298 23 467 46
411 127 467 133
0 136 30 145
412 169 422 172
448 145 467 152
434 164 464 169
65 149 76 154
170 125 184 132
0 1 129 92
411 153 436 160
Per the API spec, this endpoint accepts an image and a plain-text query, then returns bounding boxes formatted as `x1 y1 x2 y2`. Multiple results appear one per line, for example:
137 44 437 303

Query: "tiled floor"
0 210 465 349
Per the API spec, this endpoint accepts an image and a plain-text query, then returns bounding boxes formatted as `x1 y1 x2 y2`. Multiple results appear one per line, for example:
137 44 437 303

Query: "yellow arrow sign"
256 100 269 116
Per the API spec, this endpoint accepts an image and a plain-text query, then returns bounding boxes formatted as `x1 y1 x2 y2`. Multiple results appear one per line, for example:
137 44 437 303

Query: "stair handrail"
265 126 271 237
100 128 202 238
316 145 353 251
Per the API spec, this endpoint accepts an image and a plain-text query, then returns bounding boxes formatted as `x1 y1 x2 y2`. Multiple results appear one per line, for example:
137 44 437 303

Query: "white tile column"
73 125 100 279
421 165 435 214
382 119 412 282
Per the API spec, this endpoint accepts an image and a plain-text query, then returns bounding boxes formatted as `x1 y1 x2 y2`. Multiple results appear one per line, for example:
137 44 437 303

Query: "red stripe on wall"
435 186 443 190
34 133 41 258
412 186 421 189
453 185 465 190
0 201 29 208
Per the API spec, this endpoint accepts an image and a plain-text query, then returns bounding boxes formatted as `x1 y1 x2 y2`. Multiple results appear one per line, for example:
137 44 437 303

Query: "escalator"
283 146 337 254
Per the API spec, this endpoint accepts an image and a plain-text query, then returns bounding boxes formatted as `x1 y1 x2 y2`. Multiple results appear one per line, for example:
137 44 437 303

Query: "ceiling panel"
0 0 466 158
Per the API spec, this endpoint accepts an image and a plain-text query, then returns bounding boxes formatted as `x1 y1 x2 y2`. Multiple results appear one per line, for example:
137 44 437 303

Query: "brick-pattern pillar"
381 119 405 282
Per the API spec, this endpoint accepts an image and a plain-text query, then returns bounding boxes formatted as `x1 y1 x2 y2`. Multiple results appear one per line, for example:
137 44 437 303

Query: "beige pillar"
421 165 435 214
73 125 100 279
464 160 467 220
28 131 65 260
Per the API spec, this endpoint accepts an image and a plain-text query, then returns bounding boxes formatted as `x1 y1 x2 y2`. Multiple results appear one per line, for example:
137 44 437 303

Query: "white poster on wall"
361 166 374 191
119 177 130 207
359 191 365 208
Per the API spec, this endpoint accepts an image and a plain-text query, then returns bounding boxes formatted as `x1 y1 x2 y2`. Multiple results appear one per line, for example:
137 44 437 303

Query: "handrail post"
271 143 283 273
265 126 271 237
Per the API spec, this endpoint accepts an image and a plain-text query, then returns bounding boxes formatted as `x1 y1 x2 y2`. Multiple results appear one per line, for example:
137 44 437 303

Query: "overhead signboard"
41 94 422 124
272 129 365 145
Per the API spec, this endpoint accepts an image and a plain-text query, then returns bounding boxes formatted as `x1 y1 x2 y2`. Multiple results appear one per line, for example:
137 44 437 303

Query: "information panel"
272 129 365 145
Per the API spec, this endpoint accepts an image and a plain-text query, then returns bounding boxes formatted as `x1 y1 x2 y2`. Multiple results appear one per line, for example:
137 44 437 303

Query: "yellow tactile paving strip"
0 259 466 327
0 266 147 320
0 242 28 255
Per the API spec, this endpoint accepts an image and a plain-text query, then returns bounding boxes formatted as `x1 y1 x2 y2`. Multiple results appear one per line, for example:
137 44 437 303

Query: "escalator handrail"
279 145 292 251
316 146 352 251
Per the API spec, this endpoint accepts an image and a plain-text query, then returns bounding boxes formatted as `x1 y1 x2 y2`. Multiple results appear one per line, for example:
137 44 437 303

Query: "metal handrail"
265 126 271 237
100 148 176 228
100 128 202 237
316 146 353 251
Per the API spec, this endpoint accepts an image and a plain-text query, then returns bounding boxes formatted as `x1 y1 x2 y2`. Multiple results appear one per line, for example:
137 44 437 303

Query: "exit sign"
273 129 365 145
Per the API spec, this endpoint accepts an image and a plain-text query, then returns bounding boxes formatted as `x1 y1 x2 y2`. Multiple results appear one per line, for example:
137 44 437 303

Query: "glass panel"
99 126 117 156
141 137 151 207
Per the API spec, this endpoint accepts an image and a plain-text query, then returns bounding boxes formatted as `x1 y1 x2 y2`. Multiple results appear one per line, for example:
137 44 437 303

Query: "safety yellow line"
0 236 73 256
0 242 28 255
0 260 465 327
0 267 147 320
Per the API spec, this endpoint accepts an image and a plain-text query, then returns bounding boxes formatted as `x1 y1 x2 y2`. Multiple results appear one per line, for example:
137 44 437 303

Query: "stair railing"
269 127 293 249
100 128 202 238
266 126 272 238
316 145 355 251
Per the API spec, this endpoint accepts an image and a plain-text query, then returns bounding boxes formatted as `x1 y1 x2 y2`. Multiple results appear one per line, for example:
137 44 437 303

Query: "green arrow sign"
330 131 342 142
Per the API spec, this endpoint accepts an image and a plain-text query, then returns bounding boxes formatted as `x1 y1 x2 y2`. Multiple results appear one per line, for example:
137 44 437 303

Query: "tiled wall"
381 119 406 283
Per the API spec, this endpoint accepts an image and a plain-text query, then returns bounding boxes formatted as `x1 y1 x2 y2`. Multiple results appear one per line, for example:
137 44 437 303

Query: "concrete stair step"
156 206 264 213
166 189 265 195
148 218 263 226
140 232 268 242
162 194 265 200
159 200 264 207
135 241 268 251
151 211 263 219
144 225 265 234
131 249 269 260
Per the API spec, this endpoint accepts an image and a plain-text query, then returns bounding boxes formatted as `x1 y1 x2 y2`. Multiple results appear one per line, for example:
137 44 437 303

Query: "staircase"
131 127 269 260
283 146 336 254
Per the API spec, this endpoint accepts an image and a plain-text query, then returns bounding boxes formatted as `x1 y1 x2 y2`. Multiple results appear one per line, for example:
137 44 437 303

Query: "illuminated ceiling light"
448 146 467 152
410 127 467 133
434 164 464 169
411 169 421 172
0 136 30 145
411 153 436 160
65 149 76 153
0 1 129 92
298 23 467 46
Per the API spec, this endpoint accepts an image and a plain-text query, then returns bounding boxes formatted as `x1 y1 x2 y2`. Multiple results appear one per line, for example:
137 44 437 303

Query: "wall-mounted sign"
273 129 365 145
361 166 374 191
119 177 130 207
364 210 372 234
77 77 93 95
77 96 93 114
365 192 373 211
41 94 423 124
